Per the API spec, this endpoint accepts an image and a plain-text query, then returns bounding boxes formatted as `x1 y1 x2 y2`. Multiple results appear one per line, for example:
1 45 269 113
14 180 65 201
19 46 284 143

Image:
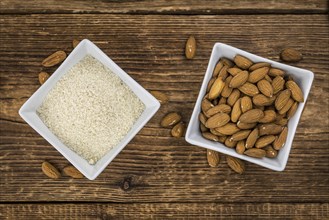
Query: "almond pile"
200 54 304 160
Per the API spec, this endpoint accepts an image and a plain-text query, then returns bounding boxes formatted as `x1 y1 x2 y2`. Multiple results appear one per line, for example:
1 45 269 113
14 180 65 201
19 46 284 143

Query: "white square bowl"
185 43 314 171
19 39 160 180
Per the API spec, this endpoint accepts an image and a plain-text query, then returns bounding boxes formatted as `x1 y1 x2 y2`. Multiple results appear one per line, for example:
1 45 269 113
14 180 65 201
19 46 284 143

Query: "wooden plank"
0 0 327 14
0 14 328 203
0 203 328 219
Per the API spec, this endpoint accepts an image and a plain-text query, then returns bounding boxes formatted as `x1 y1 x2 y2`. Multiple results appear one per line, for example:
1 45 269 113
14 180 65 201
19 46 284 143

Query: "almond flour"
37 55 145 164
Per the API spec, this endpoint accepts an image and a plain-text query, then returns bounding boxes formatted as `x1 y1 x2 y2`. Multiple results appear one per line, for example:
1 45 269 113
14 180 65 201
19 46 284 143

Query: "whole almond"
209 77 225 100
264 146 278 158
202 132 219 141
206 104 232 117
207 149 221 167
240 96 253 113
72 39 80 48
230 129 251 141
150 91 169 104
238 82 259 96
63 165 84 178
38 72 50 85
257 79 273 97
253 94 275 106
237 121 257 130
185 36 196 59
272 76 285 94
221 76 233 97
226 156 245 174
42 51 67 67
239 109 264 123
269 68 285 77
236 140 246 154
218 65 229 80
207 77 216 92
199 112 207 125
287 101 298 119
205 113 230 129
273 127 288 150
280 48 302 62
229 70 249 88
259 110 276 123
42 161 61 179
160 112 181 127
213 62 224 77
259 123 283 136
286 80 304 102
220 58 235 67
227 89 241 106
171 123 185 138
215 123 240 135
227 67 242 76
225 136 237 148
244 148 266 158
248 67 269 83
231 98 242 122
210 128 225 136
234 55 253 70
201 98 214 114
278 98 294 115
255 135 276 148
275 89 291 110
249 62 271 71
245 128 259 149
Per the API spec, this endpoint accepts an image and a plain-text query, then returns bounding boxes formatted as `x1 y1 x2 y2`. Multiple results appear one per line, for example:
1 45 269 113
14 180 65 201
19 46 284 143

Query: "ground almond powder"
37 55 145 164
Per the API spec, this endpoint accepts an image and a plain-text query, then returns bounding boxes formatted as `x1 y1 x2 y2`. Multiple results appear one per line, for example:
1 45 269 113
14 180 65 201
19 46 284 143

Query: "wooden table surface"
1 1 328 219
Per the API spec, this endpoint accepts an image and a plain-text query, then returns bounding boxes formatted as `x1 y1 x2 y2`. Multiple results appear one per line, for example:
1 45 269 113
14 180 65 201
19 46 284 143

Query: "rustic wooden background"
0 0 328 219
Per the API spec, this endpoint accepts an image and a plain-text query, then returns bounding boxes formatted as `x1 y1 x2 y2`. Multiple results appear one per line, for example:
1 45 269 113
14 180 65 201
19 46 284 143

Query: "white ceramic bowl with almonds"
185 43 314 171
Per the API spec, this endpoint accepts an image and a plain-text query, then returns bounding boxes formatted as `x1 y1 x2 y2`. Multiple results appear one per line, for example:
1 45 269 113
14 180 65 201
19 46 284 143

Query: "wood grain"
0 0 328 14
1 203 328 219
0 14 328 205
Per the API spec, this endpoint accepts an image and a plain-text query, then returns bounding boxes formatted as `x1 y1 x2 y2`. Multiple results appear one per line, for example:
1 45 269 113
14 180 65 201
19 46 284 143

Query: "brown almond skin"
272 76 285 94
215 123 240 135
264 75 273 83
209 77 225 100
185 36 196 59
286 80 304 102
229 70 249 88
225 136 237 148
259 123 283 136
275 89 291 111
160 112 181 127
202 132 219 141
72 39 80 48
244 148 266 158
257 79 273 97
42 50 67 67
240 96 253 113
230 130 251 142
199 113 207 125
218 97 227 105
220 58 235 67
239 109 264 123
273 127 288 150
200 123 208 132
253 94 275 106
248 67 269 83
150 91 169 104
287 101 298 119
264 146 278 158
207 78 216 92
207 149 221 167
42 161 61 179
221 76 233 97
237 122 257 130
280 48 302 62
269 68 285 77
63 165 84 178
255 135 276 148
213 62 224 77
218 65 229 81
234 55 253 70
228 67 242 76
226 156 245 174
238 82 259 97
205 113 230 129
231 98 242 123
245 128 259 149
201 99 214 114
259 110 276 123
278 98 294 115
171 123 185 138
227 89 241 106
206 104 231 117
236 140 246 154
38 72 50 85
249 62 271 71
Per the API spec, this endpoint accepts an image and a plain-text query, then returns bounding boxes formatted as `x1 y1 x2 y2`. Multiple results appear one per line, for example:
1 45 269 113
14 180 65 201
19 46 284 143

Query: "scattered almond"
227 156 245 174
42 50 67 67
72 39 80 48
171 122 185 138
63 165 84 178
207 149 221 167
150 91 169 104
160 112 181 127
280 48 302 62
38 72 50 85
185 36 196 59
42 161 61 179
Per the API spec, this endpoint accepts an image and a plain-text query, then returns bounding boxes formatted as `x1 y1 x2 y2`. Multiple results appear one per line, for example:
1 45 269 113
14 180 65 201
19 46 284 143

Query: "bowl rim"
19 39 160 180
185 42 314 171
